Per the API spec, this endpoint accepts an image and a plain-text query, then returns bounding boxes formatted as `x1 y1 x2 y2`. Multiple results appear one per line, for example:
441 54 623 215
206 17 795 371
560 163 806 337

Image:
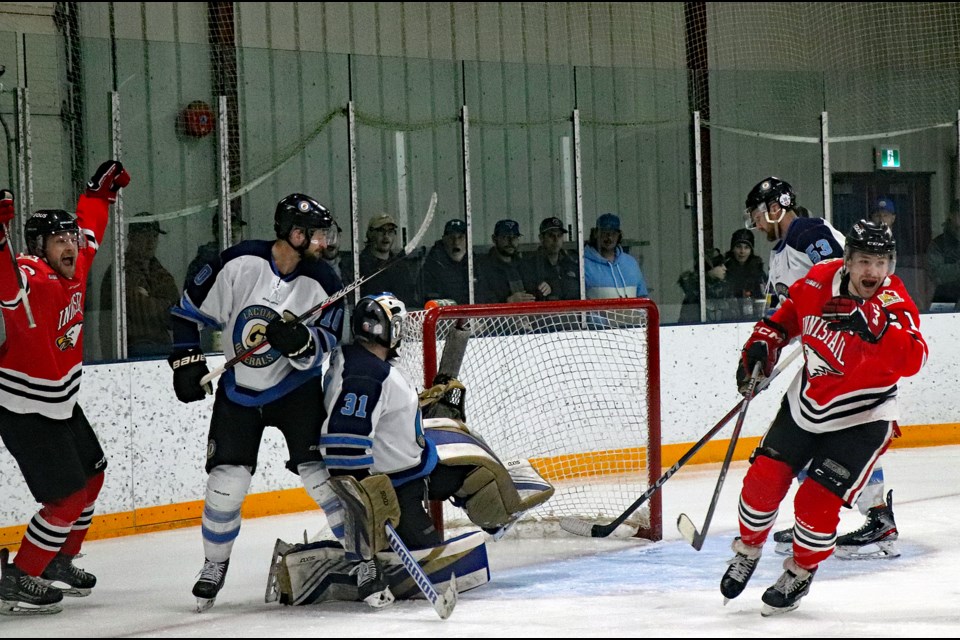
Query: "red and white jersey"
770 258 928 433
0 195 109 419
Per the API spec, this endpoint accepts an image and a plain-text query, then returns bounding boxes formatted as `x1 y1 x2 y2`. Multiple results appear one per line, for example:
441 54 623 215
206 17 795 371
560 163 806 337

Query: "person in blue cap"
583 212 648 299
870 197 896 229
420 218 471 305
475 219 535 304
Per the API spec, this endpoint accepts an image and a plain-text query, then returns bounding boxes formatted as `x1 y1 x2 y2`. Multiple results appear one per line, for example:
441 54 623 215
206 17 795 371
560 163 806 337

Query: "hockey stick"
559 347 801 539
385 522 457 620
676 360 764 550
2 224 35 328
200 192 437 388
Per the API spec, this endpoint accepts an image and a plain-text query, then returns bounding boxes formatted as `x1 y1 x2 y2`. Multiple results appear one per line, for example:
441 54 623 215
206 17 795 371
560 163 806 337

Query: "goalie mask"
353 293 406 350
844 219 897 276
24 209 81 257
744 177 795 230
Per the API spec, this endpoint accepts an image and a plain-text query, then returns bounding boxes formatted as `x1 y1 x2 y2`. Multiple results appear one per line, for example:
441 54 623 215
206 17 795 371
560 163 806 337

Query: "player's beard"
49 253 77 279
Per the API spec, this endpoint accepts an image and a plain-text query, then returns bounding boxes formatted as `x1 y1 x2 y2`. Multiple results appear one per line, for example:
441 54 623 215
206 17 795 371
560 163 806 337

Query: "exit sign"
876 147 900 169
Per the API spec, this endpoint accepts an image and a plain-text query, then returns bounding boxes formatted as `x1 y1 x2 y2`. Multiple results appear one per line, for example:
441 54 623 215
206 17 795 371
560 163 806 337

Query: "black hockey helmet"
274 193 335 239
845 219 896 257
24 209 80 256
353 292 406 350
844 219 897 276
745 177 796 213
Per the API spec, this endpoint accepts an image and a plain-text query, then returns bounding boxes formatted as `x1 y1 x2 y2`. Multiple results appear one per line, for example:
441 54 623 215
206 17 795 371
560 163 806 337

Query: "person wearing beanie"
724 228 767 319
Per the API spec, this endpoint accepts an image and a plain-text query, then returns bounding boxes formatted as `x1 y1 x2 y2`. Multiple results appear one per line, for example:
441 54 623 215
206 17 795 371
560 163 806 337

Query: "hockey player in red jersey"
719 219 927 616
0 161 130 615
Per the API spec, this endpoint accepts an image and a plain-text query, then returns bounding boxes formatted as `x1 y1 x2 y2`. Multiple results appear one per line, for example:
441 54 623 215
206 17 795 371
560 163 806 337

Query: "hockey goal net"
399 298 661 540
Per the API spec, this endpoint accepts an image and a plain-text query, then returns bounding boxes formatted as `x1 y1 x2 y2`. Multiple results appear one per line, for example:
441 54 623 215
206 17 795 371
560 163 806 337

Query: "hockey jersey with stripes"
171 239 345 406
0 195 108 419
771 258 928 433
767 216 845 306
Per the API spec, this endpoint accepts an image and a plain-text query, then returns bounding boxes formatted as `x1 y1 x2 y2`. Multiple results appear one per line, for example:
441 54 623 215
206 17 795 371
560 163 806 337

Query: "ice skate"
720 537 762 603
772 527 794 556
760 557 816 616
39 552 97 597
0 548 64 616
193 558 229 613
835 490 899 560
351 557 395 609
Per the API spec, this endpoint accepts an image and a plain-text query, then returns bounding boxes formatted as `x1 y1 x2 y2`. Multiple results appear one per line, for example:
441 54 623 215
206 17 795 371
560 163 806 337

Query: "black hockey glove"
168 347 212 403
736 318 787 395
265 317 315 358
822 295 889 343
85 160 131 203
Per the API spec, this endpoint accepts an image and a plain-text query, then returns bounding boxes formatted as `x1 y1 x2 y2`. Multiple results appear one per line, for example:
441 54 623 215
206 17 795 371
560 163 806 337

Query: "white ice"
7 445 960 637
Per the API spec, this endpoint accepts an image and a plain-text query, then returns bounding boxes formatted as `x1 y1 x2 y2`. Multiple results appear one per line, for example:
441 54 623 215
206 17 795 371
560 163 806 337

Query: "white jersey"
171 240 344 406
319 344 435 483
767 217 845 306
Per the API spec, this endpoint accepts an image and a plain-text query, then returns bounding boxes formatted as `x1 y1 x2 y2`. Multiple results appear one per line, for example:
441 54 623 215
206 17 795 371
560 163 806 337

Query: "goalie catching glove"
737 318 788 395
822 295 889 343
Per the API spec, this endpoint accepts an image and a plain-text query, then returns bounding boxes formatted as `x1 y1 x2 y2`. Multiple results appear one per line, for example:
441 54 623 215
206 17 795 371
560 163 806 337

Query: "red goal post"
401 298 662 540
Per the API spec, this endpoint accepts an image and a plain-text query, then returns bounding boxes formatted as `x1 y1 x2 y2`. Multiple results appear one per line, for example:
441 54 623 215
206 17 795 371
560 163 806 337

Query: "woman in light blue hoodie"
583 213 648 298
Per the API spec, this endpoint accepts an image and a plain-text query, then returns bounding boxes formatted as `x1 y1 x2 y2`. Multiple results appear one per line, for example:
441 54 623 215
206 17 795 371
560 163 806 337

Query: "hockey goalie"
265 295 554 609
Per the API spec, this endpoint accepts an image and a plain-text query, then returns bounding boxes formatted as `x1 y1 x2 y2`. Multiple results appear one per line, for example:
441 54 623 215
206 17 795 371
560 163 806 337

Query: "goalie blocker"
267 415 554 606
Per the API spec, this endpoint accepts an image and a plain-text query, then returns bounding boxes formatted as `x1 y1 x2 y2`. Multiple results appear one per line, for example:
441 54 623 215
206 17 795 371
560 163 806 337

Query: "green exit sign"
877 147 900 169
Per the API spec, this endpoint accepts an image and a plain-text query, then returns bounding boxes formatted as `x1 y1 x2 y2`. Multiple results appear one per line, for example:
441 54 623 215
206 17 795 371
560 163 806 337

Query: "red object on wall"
177 100 215 138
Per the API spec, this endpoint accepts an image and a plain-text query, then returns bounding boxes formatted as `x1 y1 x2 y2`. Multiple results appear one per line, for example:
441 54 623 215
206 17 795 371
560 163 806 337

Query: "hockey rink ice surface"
8 444 960 637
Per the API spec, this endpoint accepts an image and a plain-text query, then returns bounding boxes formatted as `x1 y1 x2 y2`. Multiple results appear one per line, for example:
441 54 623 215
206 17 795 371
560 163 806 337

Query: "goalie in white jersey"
168 193 345 612
266 293 554 610
744 177 899 560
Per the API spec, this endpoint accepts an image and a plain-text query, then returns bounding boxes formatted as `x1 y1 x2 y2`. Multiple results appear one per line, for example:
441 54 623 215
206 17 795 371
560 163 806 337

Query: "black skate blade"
0 600 64 616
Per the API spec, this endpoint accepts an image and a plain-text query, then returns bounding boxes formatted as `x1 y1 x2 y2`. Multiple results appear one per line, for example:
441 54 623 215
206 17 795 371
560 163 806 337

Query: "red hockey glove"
737 318 787 395
85 160 131 203
822 295 889 343
0 189 13 242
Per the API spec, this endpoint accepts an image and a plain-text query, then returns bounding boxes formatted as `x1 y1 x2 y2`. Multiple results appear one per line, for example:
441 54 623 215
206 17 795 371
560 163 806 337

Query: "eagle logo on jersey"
803 342 842 378
56 322 83 351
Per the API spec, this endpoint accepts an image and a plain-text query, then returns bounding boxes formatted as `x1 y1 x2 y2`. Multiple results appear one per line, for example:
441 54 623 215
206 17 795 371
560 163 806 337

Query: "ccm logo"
172 354 206 369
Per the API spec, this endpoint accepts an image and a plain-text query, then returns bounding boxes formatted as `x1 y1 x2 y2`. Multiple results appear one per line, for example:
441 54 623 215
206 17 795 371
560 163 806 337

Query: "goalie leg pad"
329 475 401 559
268 531 489 606
425 424 555 530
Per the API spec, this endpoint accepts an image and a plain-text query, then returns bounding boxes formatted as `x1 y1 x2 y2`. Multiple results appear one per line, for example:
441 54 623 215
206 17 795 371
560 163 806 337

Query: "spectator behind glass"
100 212 180 358
184 212 247 353
870 196 897 229
357 214 419 306
321 223 353 286
724 228 767 319
420 218 470 304
475 219 535 304
523 216 580 301
927 206 960 310
677 247 736 323
583 212 648 299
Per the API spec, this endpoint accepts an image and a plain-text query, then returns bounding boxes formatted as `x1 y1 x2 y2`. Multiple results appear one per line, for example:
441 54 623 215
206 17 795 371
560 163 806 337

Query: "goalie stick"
200 192 437 388
559 347 801 539
676 360 763 550
385 522 457 620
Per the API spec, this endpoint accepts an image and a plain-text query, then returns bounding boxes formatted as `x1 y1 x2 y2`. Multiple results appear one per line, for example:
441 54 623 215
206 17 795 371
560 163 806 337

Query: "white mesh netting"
399 301 661 539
